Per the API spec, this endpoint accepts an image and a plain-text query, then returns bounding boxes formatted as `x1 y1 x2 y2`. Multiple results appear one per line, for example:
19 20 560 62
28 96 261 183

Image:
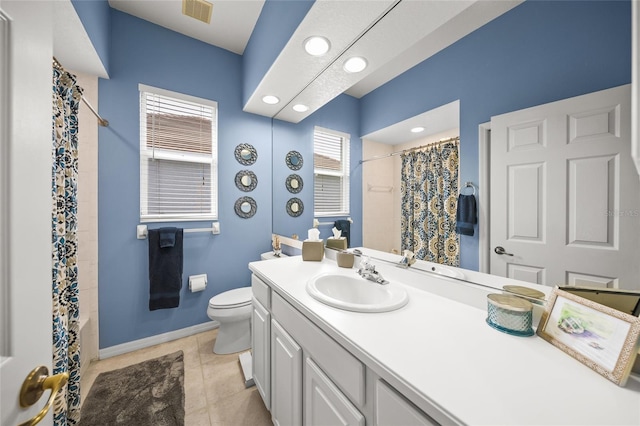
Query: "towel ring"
462 181 477 196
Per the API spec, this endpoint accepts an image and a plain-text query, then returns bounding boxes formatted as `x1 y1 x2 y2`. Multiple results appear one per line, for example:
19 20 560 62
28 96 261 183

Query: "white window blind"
139 84 218 222
314 127 350 216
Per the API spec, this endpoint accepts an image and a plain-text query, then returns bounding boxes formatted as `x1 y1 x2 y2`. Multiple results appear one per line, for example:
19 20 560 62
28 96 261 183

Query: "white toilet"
207 251 285 354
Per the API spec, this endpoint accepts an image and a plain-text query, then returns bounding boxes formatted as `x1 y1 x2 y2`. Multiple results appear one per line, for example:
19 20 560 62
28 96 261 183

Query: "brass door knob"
18 366 69 426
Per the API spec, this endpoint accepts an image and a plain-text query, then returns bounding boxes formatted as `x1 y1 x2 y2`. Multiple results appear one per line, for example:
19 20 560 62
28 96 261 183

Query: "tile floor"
81 328 273 426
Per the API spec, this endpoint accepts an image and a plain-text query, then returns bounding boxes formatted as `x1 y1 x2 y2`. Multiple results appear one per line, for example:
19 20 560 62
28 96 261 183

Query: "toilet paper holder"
189 274 208 292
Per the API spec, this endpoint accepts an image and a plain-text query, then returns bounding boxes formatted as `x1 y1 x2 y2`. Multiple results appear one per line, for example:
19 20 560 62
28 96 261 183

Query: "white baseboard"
99 321 219 359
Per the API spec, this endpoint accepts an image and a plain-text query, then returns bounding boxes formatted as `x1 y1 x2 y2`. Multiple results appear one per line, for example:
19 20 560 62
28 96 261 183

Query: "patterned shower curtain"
52 65 82 425
400 141 460 266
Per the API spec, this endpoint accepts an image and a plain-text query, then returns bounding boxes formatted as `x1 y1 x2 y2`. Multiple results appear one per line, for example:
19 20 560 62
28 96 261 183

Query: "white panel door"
490 85 640 289
0 1 56 425
252 299 271 409
271 319 302 426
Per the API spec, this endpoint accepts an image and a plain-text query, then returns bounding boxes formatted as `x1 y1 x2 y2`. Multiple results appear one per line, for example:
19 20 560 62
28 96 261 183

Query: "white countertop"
249 249 640 426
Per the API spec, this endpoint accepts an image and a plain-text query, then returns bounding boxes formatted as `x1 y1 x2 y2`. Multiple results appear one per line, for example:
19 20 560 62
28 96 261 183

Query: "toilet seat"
209 287 252 309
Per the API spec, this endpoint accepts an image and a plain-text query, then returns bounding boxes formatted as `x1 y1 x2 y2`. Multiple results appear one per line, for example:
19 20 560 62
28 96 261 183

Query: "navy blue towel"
148 228 183 310
456 194 477 236
159 227 178 248
334 220 351 247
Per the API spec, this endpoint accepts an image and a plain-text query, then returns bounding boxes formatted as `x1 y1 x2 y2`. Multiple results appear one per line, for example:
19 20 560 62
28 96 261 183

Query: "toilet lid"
209 287 252 309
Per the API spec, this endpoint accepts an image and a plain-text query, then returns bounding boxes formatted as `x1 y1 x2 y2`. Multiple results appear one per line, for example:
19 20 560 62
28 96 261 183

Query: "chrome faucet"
357 256 389 285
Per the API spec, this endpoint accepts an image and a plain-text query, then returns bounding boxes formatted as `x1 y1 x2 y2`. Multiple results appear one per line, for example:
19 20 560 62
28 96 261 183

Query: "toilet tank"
261 252 288 261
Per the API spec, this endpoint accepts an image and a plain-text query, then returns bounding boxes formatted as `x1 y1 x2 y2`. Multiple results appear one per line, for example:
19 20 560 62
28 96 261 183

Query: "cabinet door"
305 357 364 426
271 319 302 426
252 298 271 408
376 380 437 426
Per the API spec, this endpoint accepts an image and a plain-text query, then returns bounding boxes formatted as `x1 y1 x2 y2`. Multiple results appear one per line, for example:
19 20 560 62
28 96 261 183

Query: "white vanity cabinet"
251 275 272 408
250 255 640 426
251 274 369 426
251 271 441 426
270 319 302 426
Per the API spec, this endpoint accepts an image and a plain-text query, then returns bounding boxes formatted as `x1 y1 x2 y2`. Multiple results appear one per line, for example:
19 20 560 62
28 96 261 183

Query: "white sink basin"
306 273 409 313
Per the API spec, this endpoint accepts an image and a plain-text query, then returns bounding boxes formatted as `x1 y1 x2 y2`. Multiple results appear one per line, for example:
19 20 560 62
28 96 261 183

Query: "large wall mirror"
269 1 640 295
361 94 640 292
361 100 460 257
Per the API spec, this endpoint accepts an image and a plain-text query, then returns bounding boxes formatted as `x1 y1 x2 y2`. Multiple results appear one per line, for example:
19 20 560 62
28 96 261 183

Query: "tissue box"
302 241 324 261
326 237 347 250
336 252 354 268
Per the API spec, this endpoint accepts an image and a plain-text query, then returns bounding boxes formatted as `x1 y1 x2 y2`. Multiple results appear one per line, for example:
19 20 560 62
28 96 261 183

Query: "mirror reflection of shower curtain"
400 141 459 266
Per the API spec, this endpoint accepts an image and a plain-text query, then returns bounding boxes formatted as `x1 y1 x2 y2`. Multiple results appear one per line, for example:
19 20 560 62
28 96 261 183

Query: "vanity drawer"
272 292 365 407
252 274 271 309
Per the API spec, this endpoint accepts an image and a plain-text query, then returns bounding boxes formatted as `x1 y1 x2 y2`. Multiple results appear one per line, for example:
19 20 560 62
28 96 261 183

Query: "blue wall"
98 10 273 349
360 0 632 270
272 94 363 246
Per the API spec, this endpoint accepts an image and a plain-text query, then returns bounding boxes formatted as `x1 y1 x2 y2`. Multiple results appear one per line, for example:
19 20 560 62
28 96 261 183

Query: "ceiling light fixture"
292 104 309 112
262 95 280 105
343 57 368 73
304 36 330 56
410 127 425 133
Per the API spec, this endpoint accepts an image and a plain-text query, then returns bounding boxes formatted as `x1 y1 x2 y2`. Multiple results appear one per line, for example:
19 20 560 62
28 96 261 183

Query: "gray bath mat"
79 350 185 426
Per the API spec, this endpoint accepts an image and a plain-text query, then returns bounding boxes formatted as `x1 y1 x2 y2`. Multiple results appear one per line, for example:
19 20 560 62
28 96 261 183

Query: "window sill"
140 216 218 224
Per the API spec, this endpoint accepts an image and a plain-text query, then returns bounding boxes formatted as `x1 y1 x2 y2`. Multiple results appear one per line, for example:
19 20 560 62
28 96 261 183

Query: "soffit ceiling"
244 0 523 123
62 0 523 126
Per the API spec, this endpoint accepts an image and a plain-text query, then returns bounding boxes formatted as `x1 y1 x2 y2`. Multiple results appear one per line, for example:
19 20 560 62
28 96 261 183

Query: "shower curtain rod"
52 57 109 127
359 136 459 164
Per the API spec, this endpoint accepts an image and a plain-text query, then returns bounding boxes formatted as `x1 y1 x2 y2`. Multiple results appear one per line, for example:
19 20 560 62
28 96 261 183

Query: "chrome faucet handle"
360 255 372 270
397 250 416 268
356 257 389 285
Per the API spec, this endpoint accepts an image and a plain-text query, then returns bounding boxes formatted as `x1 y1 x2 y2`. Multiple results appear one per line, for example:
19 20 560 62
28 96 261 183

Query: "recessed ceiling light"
344 57 368 73
304 36 330 56
293 104 309 112
262 95 280 105
411 127 425 133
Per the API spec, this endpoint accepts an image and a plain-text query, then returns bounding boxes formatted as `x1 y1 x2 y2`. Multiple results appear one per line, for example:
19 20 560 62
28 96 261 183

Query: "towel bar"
312 217 353 228
136 223 220 239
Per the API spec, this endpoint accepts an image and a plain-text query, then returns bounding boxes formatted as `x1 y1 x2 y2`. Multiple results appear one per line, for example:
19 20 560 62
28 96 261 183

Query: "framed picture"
537 287 640 386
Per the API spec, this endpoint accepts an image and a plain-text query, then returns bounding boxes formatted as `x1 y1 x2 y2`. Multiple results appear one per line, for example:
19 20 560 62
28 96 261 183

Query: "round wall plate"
235 143 258 166
235 170 258 192
286 150 303 170
286 197 304 217
285 174 303 193
235 196 257 218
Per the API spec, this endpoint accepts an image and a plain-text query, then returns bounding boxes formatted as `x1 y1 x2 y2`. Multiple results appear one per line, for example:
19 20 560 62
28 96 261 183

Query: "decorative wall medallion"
235 170 258 192
235 196 257 219
285 150 303 170
285 174 303 194
235 143 257 166
286 197 304 217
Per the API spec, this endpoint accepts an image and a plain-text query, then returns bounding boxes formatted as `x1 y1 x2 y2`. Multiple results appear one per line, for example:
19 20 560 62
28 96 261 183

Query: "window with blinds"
314 127 350 216
139 84 217 222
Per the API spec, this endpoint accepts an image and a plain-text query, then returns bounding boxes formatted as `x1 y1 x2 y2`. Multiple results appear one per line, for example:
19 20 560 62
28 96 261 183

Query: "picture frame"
537 287 640 386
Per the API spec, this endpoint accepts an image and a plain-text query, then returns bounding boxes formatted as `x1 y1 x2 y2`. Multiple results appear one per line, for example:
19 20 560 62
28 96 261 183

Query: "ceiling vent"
182 0 213 24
